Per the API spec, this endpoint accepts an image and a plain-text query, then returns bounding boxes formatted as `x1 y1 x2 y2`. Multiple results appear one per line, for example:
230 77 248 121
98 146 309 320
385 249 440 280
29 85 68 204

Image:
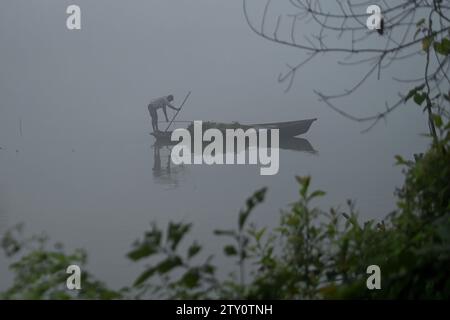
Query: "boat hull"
251 118 316 137
150 118 317 141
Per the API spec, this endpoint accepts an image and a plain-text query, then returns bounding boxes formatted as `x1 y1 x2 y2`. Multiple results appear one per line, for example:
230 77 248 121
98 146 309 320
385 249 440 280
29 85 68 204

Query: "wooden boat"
150 118 317 140
250 118 317 137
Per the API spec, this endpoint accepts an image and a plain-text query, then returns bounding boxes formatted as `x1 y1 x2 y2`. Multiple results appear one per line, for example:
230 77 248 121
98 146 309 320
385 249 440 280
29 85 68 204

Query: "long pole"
165 91 191 132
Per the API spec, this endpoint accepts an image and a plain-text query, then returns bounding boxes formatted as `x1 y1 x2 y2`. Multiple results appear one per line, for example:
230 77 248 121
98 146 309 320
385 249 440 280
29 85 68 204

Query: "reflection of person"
152 144 177 186
148 95 180 132
152 145 161 174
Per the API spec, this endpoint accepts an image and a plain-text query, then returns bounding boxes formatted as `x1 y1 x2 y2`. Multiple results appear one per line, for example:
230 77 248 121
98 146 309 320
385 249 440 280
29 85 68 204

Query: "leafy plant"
1 225 120 300
126 222 216 299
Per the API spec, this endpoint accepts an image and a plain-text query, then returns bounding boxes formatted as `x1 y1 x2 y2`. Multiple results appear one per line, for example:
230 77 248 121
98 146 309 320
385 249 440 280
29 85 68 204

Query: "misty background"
0 0 429 290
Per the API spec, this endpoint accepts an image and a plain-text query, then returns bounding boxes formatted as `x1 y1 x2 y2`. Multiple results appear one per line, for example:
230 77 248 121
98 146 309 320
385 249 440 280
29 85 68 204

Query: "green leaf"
434 42 446 55
224 245 238 256
442 38 450 50
127 225 162 261
254 227 266 242
433 38 450 56
422 35 434 51
156 256 183 274
202 264 215 275
435 38 450 56
416 18 425 27
413 19 426 41
239 188 267 230
253 188 267 202
127 244 158 261
167 222 191 251
239 211 251 231
413 92 427 106
308 190 326 201
405 84 425 102
180 270 200 288
213 229 235 237
414 28 422 40
133 267 157 286
187 242 201 259
395 155 407 165
296 176 311 198
432 114 443 128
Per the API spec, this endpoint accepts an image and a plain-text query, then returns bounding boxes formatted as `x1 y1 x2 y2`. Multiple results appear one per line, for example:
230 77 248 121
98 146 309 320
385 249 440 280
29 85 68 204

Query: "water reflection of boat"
152 134 316 155
279 137 316 153
150 119 317 141
152 143 186 188
154 137 316 154
150 119 316 185
150 134 315 186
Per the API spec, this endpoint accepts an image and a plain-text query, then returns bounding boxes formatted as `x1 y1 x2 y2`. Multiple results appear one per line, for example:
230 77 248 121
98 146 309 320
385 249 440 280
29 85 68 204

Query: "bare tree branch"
243 0 450 135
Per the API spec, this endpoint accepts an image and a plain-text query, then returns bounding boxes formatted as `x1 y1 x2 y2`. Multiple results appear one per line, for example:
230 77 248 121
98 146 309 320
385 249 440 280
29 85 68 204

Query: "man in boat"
148 95 180 132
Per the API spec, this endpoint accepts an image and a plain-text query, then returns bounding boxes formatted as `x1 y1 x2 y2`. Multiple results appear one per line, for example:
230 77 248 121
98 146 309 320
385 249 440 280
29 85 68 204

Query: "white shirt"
148 96 173 111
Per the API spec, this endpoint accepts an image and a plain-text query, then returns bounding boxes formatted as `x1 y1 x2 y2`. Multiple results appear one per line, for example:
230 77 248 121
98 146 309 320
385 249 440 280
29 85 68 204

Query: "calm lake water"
0 111 429 290
0 0 430 291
